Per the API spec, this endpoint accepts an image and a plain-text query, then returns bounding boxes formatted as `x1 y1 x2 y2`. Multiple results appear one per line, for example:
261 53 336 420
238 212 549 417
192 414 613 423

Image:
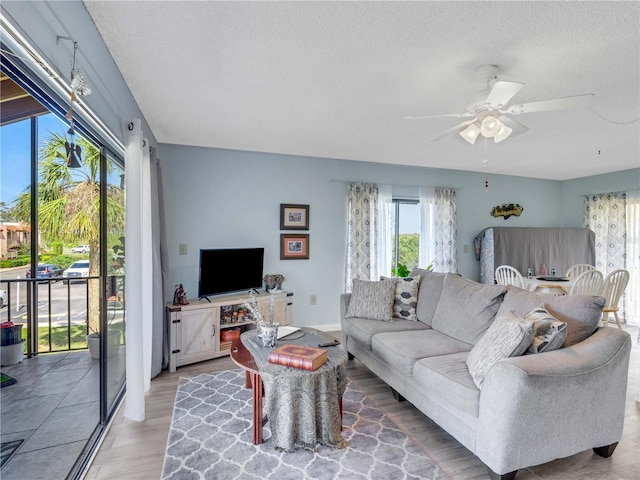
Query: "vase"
258 324 279 348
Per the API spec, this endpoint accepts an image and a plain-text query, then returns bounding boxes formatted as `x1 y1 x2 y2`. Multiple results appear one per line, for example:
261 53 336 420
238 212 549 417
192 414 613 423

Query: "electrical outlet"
179 243 188 255
310 294 317 305
463 244 469 253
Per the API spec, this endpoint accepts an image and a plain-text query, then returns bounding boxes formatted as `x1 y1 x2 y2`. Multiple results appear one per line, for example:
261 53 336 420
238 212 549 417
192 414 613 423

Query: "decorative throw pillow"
524 306 568 354
497 286 604 347
381 276 421 321
466 310 535 389
346 279 395 321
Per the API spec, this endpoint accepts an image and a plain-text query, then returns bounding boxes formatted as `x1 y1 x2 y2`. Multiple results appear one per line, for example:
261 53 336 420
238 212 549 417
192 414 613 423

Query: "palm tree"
13 131 125 333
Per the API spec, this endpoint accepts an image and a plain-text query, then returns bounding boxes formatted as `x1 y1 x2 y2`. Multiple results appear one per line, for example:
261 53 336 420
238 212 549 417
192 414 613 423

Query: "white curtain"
123 119 154 421
376 185 393 278
418 187 458 273
584 191 628 321
346 183 379 291
625 190 640 326
419 187 435 269
433 188 458 273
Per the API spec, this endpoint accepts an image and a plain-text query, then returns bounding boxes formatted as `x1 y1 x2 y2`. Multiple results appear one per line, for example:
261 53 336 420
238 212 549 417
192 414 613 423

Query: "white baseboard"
308 323 341 332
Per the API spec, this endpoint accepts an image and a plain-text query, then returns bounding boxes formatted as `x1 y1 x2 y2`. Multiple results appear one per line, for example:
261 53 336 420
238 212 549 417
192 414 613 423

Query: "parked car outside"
0 289 6 308
62 260 89 284
71 245 90 253
63 260 90 279
26 263 63 279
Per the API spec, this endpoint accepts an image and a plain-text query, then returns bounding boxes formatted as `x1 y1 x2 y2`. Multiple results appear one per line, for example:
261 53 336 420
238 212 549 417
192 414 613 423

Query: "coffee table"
230 337 265 444
230 327 348 449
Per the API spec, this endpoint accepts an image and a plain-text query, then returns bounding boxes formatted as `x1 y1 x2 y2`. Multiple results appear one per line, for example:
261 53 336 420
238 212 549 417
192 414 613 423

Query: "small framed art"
280 233 310 260
280 204 309 230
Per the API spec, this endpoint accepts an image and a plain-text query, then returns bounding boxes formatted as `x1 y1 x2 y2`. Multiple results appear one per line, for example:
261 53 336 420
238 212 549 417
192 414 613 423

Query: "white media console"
167 290 293 372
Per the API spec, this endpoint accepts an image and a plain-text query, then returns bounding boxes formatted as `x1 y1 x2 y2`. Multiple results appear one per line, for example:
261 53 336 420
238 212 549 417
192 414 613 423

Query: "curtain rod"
328 179 456 189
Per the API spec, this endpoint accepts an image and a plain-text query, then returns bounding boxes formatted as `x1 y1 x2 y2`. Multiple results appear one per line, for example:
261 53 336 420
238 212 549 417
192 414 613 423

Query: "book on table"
268 344 327 371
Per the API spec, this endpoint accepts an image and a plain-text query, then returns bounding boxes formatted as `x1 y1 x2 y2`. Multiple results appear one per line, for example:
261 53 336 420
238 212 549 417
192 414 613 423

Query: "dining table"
521 276 576 295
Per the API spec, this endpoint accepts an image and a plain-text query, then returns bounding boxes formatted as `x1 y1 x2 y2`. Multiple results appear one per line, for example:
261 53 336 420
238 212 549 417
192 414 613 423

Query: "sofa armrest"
340 293 351 321
475 327 632 475
340 293 351 346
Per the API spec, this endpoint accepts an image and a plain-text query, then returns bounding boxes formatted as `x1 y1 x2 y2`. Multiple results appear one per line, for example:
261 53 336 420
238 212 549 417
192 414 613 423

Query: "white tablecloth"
522 277 575 294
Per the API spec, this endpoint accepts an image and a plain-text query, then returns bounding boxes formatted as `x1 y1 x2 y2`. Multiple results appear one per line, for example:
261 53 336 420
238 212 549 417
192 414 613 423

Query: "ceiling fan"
405 65 595 144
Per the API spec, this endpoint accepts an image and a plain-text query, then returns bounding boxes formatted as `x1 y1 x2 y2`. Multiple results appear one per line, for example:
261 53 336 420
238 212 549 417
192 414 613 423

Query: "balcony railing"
0 276 120 356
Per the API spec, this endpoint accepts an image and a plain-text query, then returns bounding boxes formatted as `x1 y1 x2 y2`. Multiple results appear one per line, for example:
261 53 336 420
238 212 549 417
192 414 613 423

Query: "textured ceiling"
84 1 639 181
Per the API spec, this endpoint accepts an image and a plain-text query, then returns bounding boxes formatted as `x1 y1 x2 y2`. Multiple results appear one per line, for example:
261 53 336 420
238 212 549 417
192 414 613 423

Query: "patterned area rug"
161 369 448 480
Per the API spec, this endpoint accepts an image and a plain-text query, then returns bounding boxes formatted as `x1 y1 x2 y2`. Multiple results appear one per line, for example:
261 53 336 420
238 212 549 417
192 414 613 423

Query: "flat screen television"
198 247 264 299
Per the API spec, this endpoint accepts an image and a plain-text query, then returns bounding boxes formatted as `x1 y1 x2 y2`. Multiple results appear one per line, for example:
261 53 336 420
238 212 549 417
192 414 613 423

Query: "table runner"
241 328 348 452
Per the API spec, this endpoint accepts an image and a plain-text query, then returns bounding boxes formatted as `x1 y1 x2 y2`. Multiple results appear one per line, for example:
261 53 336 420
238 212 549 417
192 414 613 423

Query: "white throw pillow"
346 279 395 321
466 310 535 389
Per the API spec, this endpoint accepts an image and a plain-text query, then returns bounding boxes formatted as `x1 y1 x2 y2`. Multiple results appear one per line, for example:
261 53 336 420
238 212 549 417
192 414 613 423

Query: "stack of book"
268 344 327 371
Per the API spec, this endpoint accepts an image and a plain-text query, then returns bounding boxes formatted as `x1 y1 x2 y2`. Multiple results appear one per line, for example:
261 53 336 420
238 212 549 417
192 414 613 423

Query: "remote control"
318 340 340 347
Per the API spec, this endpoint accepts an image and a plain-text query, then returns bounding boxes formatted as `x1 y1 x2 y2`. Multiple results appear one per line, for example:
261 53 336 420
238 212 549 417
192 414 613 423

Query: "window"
390 199 420 272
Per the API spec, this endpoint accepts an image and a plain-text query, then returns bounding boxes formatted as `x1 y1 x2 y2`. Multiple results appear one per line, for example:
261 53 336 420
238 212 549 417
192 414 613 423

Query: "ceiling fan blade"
486 81 524 108
503 93 594 114
429 120 474 142
404 112 474 120
498 116 529 137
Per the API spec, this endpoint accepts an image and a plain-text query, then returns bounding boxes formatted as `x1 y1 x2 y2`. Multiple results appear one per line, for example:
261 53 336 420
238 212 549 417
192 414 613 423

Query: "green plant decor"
392 262 434 277
391 263 411 277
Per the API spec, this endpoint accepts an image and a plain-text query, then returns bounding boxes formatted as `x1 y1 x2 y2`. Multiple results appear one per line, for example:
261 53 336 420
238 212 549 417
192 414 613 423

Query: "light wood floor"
85 327 639 480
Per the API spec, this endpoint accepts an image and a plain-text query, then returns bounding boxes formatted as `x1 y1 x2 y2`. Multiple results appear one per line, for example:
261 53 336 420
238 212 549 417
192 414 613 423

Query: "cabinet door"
257 295 288 325
177 308 216 363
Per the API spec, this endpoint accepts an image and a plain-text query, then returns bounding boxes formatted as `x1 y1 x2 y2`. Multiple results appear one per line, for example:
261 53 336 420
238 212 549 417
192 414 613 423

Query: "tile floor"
0 351 100 479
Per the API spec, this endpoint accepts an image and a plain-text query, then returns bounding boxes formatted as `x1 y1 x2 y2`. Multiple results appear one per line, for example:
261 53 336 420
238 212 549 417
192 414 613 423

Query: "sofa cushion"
343 316 430 349
382 276 421 321
409 268 447 326
346 279 395 321
413 352 480 418
431 274 507 344
497 286 605 347
466 310 535 389
524 306 567 354
372 329 473 377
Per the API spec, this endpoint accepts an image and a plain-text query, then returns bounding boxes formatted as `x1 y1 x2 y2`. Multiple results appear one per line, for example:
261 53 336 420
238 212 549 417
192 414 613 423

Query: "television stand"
167 290 293 372
198 296 212 303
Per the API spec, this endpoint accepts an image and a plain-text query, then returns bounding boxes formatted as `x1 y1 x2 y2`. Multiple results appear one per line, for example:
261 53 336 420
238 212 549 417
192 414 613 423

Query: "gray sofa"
340 269 632 480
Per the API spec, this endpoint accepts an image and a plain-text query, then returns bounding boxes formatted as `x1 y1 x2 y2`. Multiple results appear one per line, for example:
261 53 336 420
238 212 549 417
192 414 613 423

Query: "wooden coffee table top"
230 337 259 376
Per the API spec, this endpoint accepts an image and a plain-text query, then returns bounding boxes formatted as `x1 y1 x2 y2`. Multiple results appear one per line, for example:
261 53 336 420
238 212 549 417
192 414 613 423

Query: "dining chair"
598 269 630 329
565 263 595 279
568 269 603 296
494 265 524 289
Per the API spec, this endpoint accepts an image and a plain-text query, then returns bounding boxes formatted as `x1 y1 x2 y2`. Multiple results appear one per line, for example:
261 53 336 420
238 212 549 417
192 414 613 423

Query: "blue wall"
161 144 608 327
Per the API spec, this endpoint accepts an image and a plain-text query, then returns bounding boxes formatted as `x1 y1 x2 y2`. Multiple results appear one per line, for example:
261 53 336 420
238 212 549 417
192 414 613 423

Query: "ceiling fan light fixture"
493 123 513 143
460 122 481 144
480 115 501 137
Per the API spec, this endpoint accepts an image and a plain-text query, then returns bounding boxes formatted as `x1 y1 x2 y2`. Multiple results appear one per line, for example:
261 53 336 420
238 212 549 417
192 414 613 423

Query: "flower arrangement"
242 291 278 327
491 203 524 220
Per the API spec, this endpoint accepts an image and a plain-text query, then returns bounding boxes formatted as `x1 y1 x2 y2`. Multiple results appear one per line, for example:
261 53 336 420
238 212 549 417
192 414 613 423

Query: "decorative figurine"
173 284 189 305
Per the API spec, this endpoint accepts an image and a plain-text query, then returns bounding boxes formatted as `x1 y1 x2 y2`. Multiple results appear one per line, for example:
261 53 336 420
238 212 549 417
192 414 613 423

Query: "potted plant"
86 327 121 359
263 273 285 291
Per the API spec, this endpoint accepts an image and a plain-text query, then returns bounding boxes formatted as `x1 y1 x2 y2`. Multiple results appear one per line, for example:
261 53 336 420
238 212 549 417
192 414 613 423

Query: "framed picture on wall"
280 234 310 260
280 204 309 230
